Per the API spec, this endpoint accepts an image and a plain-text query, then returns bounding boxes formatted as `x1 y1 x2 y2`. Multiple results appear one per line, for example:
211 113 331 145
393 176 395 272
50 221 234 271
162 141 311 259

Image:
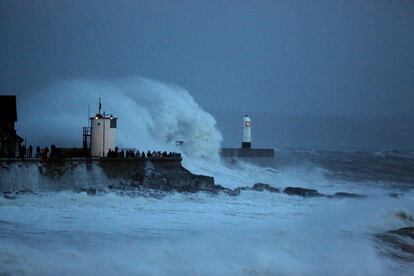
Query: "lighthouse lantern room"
90 99 117 157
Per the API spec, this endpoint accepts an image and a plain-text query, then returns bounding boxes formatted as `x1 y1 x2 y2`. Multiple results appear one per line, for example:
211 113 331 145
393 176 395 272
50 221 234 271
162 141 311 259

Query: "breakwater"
0 157 215 193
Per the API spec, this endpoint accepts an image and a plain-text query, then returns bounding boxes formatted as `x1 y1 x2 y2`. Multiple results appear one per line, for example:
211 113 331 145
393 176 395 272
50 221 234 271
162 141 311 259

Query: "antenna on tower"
87 104 90 127
98 97 102 114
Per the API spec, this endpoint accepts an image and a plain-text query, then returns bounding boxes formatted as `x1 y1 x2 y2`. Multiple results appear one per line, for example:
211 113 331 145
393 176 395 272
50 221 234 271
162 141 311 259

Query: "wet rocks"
233 186 251 194
230 183 365 200
376 227 414 262
99 159 217 194
328 192 366 199
3 191 17 200
0 159 368 200
395 211 414 223
14 189 34 195
3 189 35 199
230 183 280 195
252 183 280 193
139 173 216 193
283 187 323 197
389 227 414 239
81 187 97 196
282 187 365 199
212 184 240 196
107 185 167 199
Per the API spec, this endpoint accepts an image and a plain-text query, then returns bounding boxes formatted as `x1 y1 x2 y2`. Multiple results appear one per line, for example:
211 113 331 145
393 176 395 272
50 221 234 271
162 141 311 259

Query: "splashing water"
3 78 413 275
20 77 222 161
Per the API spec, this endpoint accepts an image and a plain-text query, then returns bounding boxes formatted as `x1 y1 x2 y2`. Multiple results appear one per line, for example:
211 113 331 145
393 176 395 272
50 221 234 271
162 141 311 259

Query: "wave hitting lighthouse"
90 98 117 157
220 114 274 159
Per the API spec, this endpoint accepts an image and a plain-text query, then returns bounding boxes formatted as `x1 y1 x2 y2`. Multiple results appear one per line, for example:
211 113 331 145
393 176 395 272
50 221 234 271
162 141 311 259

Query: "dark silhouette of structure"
0 95 23 157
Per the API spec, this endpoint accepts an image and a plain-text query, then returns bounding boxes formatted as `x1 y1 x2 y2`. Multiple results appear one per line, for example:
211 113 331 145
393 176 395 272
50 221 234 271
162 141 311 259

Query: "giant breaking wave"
19 77 223 162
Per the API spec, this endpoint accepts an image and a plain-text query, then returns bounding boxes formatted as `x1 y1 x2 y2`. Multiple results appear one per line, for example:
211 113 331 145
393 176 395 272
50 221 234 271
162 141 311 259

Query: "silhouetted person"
44 147 49 159
35 146 40 158
19 145 25 160
28 145 33 158
147 151 152 158
141 152 146 158
120 150 125 158
50 145 56 158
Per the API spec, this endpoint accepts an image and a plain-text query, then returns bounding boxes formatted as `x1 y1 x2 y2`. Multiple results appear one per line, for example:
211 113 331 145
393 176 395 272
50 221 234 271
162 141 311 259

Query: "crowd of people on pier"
18 145 50 159
15 144 181 160
107 147 181 159
16 145 37 159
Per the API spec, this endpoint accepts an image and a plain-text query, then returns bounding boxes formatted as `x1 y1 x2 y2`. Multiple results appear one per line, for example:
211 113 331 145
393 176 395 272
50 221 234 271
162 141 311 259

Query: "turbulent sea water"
3 79 413 274
1 150 413 275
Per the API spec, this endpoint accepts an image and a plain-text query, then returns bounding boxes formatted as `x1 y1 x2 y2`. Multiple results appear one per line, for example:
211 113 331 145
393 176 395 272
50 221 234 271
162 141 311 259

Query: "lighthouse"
90 99 117 157
242 115 252 149
220 114 274 159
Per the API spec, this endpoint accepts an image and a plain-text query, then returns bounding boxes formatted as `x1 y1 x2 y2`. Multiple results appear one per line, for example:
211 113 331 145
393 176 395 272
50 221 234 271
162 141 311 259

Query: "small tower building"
242 115 251 149
90 99 117 157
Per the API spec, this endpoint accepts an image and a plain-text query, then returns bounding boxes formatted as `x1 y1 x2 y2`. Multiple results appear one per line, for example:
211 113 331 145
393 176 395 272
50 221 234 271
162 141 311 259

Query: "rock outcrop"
327 192 366 199
232 184 366 200
100 159 216 193
1 159 368 200
283 187 323 197
252 183 280 193
376 227 414 262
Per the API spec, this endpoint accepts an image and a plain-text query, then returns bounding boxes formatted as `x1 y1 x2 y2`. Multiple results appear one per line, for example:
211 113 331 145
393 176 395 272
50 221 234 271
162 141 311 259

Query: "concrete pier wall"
0 158 215 193
220 148 275 158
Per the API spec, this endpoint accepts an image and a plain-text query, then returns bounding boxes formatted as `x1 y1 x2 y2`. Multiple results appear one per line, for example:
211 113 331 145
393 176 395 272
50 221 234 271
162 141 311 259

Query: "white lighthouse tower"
242 115 252 149
90 99 117 157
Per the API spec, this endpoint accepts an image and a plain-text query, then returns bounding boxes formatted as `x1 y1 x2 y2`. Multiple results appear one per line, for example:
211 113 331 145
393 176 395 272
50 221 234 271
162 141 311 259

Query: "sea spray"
19 77 222 161
4 78 413 274
0 188 412 275
19 77 286 188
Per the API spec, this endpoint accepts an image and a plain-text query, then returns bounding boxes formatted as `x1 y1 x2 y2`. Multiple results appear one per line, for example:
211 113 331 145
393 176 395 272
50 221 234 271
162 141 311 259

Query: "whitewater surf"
1 78 413 275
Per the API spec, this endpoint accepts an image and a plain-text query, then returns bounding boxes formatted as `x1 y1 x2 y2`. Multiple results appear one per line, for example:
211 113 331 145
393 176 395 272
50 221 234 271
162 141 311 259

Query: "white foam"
0 190 412 275
4 78 412 274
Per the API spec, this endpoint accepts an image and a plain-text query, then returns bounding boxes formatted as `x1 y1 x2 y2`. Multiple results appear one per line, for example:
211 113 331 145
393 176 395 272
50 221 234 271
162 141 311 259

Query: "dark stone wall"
0 158 216 193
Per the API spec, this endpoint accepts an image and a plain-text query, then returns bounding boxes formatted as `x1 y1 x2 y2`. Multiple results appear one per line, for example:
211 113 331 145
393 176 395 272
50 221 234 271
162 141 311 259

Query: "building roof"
0 95 17 122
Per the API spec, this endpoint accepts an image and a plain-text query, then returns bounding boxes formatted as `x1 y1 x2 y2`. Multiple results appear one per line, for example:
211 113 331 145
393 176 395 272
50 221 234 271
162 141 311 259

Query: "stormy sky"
1 0 413 150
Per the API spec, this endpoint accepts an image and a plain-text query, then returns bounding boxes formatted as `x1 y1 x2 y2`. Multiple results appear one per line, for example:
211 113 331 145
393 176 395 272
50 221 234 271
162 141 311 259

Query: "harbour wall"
220 148 275 158
0 158 215 193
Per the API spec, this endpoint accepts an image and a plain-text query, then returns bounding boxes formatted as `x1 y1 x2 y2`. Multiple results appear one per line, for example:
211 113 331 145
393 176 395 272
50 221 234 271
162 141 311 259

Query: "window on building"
110 118 117 128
